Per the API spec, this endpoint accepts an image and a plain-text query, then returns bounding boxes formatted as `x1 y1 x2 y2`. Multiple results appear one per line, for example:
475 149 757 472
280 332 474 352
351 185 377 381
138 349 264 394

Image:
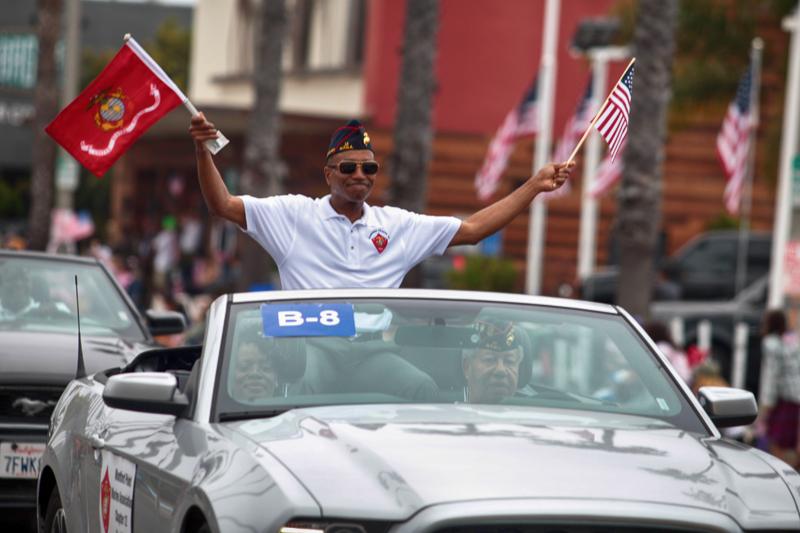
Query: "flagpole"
525 0 560 295
735 38 764 296
566 57 636 164
577 46 630 280
123 34 229 154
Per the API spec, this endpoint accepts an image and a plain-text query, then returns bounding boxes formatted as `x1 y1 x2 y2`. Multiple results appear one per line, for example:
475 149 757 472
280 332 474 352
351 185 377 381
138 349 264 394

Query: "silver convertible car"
38 289 800 532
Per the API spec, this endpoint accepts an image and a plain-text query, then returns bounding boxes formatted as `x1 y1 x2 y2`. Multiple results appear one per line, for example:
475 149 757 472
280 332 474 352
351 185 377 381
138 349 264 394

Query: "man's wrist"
195 142 210 156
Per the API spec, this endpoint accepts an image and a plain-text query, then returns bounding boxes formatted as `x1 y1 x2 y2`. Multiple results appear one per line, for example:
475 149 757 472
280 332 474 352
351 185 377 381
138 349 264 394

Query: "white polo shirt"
241 194 461 290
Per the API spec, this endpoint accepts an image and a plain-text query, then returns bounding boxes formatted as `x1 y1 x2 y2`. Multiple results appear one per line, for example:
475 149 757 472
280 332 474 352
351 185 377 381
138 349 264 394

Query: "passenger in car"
462 320 528 404
230 328 279 403
0 266 39 319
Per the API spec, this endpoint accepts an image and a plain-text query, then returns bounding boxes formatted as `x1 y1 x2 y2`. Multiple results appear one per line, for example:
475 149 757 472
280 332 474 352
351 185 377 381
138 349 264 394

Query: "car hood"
0 331 148 385
230 404 799 527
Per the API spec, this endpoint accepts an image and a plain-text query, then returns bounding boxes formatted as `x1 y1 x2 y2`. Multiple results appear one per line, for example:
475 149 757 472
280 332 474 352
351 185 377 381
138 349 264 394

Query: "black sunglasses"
328 161 380 175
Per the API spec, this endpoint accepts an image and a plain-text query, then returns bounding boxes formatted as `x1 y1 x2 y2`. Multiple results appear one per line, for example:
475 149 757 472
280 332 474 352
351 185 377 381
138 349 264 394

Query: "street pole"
577 46 629 279
768 3 800 309
734 38 763 298
55 0 81 210
525 0 560 294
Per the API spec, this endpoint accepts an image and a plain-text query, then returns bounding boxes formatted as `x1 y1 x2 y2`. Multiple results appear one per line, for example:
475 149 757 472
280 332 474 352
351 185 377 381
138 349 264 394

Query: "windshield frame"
211 293 710 435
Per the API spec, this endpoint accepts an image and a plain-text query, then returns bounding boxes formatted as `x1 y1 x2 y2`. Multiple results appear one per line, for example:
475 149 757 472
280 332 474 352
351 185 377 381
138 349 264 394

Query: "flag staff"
734 38 763 297
123 33 229 154
566 57 636 164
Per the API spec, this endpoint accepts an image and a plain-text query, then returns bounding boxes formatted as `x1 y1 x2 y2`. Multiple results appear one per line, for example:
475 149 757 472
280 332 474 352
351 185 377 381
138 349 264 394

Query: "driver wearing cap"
462 319 527 404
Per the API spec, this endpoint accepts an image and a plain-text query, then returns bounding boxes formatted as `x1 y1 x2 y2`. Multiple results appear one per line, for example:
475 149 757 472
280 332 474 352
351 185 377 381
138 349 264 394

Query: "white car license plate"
0 441 45 479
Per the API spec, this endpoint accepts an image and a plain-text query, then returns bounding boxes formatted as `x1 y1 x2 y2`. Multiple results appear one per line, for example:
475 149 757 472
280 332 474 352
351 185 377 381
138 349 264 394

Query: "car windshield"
215 298 706 433
0 256 146 340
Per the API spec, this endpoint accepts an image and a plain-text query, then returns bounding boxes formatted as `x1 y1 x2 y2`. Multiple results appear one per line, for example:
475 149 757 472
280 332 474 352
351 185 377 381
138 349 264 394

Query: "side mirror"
697 386 757 428
145 309 187 336
103 372 188 416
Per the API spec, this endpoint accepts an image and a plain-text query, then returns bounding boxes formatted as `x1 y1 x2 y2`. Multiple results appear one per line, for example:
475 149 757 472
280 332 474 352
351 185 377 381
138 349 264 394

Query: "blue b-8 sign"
261 303 356 337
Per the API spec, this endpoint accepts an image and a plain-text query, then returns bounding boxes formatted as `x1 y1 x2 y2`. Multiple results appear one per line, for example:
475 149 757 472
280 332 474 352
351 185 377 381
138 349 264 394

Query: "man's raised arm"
449 161 575 247
190 113 246 229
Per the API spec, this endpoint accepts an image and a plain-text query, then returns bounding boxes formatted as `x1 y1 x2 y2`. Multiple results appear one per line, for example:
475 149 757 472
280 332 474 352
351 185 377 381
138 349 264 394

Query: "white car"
39 289 800 532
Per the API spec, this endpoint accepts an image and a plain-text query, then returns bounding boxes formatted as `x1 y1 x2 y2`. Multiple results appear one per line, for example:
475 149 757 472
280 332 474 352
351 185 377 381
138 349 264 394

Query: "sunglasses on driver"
328 161 380 175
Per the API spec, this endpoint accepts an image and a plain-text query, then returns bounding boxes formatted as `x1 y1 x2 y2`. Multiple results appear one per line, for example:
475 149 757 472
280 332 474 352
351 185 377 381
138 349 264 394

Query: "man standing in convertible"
189 115 574 289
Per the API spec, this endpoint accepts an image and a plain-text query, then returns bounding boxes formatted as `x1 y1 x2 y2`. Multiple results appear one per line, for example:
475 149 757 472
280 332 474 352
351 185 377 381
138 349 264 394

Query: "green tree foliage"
613 0 795 114
0 179 26 218
446 256 518 293
146 18 192 92
80 18 191 91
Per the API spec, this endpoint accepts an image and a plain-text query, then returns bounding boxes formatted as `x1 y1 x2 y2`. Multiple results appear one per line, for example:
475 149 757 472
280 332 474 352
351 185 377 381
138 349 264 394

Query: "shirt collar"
321 195 373 226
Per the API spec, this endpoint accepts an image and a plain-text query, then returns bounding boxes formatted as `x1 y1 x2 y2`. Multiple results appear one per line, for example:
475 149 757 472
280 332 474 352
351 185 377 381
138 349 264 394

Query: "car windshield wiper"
218 408 294 421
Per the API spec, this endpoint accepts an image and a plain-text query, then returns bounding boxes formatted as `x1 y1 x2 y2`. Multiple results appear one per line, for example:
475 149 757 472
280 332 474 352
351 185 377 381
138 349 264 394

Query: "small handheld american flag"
594 61 635 163
567 58 636 164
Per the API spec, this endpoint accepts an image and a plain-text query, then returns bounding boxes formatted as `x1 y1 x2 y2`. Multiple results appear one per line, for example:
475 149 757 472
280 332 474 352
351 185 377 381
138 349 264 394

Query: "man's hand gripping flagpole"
566 57 636 164
123 34 229 155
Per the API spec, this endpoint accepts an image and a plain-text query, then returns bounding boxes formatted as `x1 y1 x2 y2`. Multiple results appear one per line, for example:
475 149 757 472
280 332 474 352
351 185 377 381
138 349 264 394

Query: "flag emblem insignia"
100 467 111 532
91 88 129 131
369 229 389 254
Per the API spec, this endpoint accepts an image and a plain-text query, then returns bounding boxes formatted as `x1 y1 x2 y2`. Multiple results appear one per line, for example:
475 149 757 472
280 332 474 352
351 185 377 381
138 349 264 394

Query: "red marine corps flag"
46 36 187 177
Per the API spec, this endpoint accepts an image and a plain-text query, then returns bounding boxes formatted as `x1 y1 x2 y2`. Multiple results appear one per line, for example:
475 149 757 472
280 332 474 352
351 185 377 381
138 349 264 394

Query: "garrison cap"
469 317 525 351
327 119 373 159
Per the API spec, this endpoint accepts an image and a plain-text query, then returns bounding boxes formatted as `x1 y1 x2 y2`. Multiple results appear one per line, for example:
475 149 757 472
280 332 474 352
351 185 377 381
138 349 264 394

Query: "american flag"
716 65 753 214
594 62 635 163
475 77 539 201
588 141 625 198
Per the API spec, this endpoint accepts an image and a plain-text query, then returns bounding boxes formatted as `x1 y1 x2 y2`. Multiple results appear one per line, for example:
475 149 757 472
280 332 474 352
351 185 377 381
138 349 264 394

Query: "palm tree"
389 0 440 214
388 0 440 287
238 0 288 290
615 0 679 318
28 0 62 250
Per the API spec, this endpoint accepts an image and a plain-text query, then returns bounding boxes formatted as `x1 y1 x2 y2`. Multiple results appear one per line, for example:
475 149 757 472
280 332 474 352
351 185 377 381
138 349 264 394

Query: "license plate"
0 441 45 479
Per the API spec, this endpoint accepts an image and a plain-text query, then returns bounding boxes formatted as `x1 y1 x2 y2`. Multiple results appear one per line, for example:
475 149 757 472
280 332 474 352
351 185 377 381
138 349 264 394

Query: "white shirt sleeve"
240 194 307 266
398 209 462 268
759 335 780 408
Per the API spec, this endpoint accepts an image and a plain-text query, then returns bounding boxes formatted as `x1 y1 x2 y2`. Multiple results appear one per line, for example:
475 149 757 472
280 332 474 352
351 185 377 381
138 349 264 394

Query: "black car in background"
0 251 185 526
651 275 768 395
581 231 772 304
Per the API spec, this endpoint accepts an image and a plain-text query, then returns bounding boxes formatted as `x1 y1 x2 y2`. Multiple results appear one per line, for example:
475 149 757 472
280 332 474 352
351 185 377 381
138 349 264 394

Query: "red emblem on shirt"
370 229 389 254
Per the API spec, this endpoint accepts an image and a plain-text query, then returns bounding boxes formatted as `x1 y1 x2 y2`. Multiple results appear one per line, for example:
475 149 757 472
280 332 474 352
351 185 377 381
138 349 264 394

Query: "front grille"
0 386 63 425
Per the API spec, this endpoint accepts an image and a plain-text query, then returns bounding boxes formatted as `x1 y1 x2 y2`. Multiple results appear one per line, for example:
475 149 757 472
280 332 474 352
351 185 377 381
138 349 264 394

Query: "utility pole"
525 0 560 294
768 3 800 308
577 45 629 279
55 0 81 209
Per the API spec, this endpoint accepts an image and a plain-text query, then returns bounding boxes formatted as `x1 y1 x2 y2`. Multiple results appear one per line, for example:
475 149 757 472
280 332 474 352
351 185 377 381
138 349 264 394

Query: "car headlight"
280 523 366 533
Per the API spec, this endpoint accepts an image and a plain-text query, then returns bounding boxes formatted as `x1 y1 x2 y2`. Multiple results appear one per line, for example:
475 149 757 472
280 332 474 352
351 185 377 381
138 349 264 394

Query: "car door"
81 405 176 533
